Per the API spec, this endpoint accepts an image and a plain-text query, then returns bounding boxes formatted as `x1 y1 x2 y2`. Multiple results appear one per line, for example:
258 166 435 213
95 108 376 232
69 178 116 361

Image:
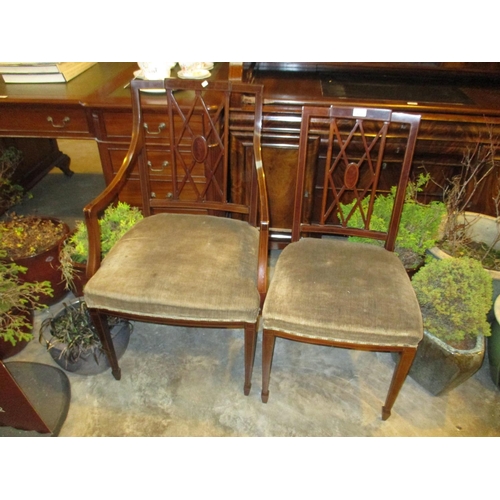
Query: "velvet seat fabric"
263 238 423 346
84 213 261 323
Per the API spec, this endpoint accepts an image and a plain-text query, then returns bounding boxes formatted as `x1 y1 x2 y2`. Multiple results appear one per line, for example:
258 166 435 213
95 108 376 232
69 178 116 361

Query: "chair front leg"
88 309 121 380
261 329 276 403
244 323 258 396
382 346 417 420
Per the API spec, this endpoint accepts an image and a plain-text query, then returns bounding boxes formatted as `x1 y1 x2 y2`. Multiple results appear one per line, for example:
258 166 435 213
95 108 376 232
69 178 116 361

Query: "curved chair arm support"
258 219 269 307
252 86 269 307
255 154 269 306
84 115 144 280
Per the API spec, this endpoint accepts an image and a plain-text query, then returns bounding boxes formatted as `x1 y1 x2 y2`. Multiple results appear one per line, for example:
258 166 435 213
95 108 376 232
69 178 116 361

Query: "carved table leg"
52 152 74 177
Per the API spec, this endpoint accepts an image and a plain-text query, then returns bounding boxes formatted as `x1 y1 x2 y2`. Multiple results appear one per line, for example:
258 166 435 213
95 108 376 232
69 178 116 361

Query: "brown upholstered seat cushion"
84 213 261 323
263 238 423 347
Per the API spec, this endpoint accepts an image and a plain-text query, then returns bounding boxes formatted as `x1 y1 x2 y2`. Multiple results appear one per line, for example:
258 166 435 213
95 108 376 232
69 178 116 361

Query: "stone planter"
408 330 485 396
489 295 500 389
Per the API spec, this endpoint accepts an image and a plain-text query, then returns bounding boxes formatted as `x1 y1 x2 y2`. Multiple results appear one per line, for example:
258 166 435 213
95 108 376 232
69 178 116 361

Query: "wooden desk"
3 62 500 234
0 63 137 193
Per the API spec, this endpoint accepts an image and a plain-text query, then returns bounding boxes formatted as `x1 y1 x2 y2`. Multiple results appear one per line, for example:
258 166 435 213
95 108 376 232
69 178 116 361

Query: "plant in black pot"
39 298 132 375
59 202 143 296
0 250 53 359
409 256 493 395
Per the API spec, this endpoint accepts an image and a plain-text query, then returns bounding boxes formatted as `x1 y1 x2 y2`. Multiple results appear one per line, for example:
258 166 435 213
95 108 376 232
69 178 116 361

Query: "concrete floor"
3 301 500 437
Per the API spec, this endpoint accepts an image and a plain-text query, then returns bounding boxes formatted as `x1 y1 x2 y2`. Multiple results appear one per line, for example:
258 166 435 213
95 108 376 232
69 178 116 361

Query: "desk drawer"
100 110 206 144
100 111 168 142
108 146 206 179
0 105 90 137
101 145 207 204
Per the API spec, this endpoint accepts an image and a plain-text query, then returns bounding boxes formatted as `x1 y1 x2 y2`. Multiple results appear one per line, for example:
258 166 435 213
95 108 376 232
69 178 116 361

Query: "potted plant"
342 173 446 274
424 136 500 388
59 202 143 296
0 214 70 305
408 256 493 395
0 145 25 215
428 135 500 304
39 297 132 375
0 250 53 359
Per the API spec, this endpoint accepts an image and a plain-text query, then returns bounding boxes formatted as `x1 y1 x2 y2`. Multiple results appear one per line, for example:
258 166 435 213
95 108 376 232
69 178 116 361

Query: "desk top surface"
2 62 500 118
0 63 136 105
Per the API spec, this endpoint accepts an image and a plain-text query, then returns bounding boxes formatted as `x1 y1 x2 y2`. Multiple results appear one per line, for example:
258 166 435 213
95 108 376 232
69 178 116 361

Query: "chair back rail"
292 105 421 251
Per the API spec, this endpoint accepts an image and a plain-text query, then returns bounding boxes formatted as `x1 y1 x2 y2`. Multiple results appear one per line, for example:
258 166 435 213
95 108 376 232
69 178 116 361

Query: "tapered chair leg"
89 309 121 381
243 323 258 396
382 347 417 420
261 329 276 403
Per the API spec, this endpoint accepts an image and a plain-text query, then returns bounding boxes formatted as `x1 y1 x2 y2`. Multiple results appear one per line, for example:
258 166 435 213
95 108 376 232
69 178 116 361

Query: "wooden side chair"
261 105 422 420
83 78 269 395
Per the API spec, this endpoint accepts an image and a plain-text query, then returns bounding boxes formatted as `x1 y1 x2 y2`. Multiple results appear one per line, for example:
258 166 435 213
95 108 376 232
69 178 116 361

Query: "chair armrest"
255 149 270 306
257 218 269 307
83 130 144 280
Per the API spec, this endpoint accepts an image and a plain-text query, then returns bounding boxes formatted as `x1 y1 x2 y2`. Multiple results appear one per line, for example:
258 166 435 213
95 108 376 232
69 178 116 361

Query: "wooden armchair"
261 105 422 419
83 78 269 395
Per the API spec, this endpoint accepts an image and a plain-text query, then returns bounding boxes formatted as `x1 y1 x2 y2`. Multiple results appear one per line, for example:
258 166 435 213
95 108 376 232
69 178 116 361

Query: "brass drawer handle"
47 116 70 128
144 122 166 135
147 160 169 172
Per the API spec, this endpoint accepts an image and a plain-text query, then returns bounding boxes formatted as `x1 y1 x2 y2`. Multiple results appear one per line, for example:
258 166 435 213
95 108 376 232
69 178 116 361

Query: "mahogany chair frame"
83 79 269 394
261 105 422 419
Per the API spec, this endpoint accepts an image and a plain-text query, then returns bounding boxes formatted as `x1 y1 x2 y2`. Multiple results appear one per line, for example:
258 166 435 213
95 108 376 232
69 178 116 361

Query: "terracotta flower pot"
9 217 70 306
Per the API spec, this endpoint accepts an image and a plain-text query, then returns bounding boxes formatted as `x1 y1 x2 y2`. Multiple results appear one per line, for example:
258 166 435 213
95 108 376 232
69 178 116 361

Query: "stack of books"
0 62 97 84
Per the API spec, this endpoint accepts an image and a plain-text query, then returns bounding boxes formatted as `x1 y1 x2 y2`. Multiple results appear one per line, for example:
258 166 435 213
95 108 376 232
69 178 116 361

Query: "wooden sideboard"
3 62 500 239
244 63 500 220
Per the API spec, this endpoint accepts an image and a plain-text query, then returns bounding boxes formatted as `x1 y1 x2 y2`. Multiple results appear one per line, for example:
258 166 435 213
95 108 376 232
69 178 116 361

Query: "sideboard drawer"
0 105 91 138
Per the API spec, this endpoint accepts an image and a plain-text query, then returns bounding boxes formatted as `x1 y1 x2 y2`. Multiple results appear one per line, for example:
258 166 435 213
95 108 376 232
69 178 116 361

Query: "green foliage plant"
341 174 446 269
0 250 53 346
411 256 492 347
60 202 143 290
